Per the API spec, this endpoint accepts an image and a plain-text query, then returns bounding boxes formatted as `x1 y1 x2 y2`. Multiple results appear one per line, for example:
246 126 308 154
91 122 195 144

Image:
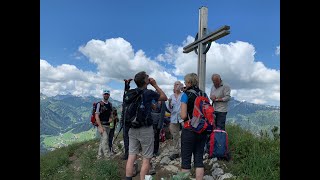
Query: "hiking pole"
112 78 132 145
112 123 123 144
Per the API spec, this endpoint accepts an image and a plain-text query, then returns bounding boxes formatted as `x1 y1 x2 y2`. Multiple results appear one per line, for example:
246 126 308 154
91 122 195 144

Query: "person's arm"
95 103 104 134
168 95 173 109
165 102 171 113
108 113 113 123
180 93 188 121
157 101 166 129
223 85 231 101
180 103 187 121
114 116 118 127
149 78 167 101
209 85 216 102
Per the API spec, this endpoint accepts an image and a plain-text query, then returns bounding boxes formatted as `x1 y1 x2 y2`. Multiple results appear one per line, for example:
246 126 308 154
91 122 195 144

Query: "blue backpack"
208 129 231 161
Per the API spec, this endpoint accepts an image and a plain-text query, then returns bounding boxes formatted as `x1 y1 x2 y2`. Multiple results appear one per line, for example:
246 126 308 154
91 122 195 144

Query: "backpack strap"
186 89 198 97
186 89 205 97
97 101 105 113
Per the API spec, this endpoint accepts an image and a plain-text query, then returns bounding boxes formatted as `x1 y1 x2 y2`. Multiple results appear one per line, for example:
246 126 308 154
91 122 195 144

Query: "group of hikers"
93 71 231 180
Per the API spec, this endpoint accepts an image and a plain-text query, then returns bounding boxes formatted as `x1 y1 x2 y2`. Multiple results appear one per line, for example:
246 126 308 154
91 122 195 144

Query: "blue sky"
40 0 280 106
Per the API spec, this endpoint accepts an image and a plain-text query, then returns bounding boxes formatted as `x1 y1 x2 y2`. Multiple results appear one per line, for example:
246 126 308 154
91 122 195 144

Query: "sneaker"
96 155 103 160
169 153 180 160
133 161 138 177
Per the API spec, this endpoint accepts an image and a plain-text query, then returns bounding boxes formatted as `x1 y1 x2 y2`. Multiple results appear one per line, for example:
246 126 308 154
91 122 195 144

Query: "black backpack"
123 88 151 128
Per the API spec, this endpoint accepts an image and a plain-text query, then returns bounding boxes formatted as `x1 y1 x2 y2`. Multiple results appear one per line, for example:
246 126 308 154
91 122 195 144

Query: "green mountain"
40 93 121 136
40 94 279 153
226 97 280 136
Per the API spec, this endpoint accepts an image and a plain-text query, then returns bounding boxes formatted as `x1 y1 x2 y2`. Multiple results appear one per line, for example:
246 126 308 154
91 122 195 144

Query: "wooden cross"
183 6 230 92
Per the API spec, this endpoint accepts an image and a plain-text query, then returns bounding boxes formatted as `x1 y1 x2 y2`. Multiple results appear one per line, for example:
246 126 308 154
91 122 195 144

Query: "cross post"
183 6 230 92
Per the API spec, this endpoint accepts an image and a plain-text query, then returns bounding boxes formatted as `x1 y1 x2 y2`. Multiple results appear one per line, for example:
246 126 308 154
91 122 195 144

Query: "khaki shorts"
128 125 154 158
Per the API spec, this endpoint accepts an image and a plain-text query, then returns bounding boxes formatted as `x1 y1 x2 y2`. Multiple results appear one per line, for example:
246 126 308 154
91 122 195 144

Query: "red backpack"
184 89 215 134
90 101 104 127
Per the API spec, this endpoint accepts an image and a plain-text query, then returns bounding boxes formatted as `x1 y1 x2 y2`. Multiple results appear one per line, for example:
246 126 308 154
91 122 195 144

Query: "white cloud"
40 59 109 97
40 38 179 100
276 45 280 55
40 37 280 106
155 44 179 64
166 39 280 106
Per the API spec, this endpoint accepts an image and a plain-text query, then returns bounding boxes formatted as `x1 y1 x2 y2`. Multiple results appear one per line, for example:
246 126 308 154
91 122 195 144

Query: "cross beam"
183 25 230 53
183 6 230 92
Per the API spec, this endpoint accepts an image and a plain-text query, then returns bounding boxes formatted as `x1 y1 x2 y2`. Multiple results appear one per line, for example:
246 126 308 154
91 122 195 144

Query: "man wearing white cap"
95 89 113 159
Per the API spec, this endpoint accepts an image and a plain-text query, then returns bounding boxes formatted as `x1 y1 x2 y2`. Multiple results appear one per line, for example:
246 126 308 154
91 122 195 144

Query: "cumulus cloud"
40 37 280 106
155 44 179 64
276 45 280 55
40 59 110 97
40 38 179 101
165 38 280 106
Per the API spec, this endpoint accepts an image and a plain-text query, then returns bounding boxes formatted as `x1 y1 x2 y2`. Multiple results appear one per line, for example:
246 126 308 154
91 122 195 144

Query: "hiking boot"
133 161 138 177
169 153 180 160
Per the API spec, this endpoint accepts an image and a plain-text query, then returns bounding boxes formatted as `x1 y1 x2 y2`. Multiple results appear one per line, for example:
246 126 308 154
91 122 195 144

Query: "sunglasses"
103 93 110 95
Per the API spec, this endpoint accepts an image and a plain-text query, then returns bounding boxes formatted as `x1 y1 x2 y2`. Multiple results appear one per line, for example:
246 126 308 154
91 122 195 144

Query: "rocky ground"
110 136 235 180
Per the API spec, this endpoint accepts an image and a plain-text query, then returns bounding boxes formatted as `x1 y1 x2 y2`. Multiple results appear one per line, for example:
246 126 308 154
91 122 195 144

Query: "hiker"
148 99 170 175
125 71 167 180
180 73 208 180
108 107 118 154
151 100 170 156
168 81 184 160
95 89 113 159
209 74 231 131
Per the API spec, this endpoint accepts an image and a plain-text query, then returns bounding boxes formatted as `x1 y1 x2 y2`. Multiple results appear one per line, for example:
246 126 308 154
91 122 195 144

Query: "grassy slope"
40 124 280 180
42 128 97 149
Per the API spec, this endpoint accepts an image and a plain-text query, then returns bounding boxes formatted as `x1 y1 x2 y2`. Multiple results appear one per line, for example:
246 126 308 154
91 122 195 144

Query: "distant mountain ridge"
40 93 279 153
227 97 279 117
40 93 122 136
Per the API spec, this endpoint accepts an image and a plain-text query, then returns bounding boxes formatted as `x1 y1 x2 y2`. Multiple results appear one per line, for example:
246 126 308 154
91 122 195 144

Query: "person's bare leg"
181 168 190 172
126 154 137 177
140 158 151 180
195 167 204 180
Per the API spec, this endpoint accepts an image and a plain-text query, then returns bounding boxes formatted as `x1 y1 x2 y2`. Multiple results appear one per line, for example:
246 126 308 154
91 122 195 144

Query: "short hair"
184 73 198 86
174 81 182 86
211 73 221 80
134 71 148 88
